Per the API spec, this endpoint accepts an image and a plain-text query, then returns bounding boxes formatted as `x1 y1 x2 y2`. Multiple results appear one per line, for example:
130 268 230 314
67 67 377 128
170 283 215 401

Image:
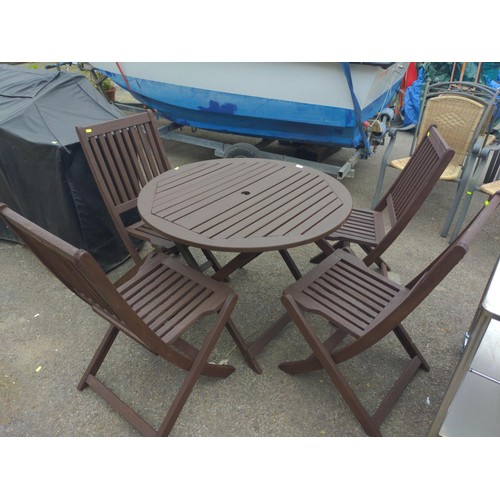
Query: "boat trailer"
115 101 395 179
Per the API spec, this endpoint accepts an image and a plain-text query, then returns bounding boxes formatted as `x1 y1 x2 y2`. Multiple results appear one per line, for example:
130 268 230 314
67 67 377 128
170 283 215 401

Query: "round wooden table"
138 157 351 255
138 158 352 372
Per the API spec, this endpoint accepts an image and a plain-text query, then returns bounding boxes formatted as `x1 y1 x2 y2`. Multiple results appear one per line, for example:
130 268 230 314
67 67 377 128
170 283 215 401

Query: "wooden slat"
153 161 282 218
138 158 352 251
156 289 214 339
190 168 316 236
143 282 200 327
203 174 325 238
113 129 142 196
127 270 182 311
332 209 378 242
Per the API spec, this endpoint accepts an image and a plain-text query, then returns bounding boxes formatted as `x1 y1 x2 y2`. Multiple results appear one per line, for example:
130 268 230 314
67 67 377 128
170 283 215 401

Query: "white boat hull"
93 62 407 148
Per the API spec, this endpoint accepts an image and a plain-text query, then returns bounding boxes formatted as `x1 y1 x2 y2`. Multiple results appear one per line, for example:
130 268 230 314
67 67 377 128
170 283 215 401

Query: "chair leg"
441 152 481 239
225 318 263 374
392 324 430 371
279 329 349 375
77 325 119 391
173 338 235 378
281 297 432 436
280 295 381 436
78 297 239 437
371 133 398 209
448 190 475 242
359 244 390 273
440 180 466 238
157 295 238 436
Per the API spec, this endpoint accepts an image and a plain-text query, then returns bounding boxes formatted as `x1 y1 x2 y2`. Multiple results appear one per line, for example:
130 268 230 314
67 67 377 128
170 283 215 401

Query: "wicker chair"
448 142 500 240
373 81 499 241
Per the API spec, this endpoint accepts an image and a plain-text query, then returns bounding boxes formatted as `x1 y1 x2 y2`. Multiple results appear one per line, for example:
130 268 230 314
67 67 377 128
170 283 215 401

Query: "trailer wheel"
224 143 260 158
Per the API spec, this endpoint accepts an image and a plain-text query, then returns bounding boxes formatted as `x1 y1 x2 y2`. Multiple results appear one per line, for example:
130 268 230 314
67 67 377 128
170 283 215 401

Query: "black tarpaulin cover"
0 64 137 271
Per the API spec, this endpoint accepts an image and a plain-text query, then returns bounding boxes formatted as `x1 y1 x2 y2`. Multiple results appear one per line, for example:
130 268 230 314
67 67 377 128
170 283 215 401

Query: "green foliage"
100 77 114 90
83 69 115 91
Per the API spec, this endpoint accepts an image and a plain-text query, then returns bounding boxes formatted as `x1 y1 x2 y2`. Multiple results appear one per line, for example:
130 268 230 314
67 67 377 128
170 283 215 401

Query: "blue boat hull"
97 63 405 148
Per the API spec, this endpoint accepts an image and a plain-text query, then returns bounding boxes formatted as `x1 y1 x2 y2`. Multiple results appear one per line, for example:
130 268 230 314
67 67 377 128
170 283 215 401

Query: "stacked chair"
448 142 500 240
372 81 499 241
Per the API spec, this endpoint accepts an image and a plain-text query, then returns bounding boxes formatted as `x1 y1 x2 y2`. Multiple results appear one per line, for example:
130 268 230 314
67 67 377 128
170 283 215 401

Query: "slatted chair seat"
0 203 258 436
292 253 408 338
312 125 455 273
117 252 228 344
280 192 500 436
327 208 385 248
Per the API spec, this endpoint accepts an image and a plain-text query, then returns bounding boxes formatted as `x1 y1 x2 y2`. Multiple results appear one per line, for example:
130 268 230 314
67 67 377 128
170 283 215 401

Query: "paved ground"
1 67 499 438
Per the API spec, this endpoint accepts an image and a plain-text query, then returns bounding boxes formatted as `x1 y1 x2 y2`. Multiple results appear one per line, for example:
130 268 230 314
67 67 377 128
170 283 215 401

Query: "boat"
91 62 408 176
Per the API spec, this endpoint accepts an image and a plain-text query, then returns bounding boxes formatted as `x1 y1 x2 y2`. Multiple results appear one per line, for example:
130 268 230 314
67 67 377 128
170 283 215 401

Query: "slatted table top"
138 158 352 252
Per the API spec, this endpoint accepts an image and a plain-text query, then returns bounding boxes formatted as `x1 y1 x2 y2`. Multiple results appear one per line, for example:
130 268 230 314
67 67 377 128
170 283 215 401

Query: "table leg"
309 238 335 264
211 252 261 282
279 249 302 280
202 246 322 372
245 312 292 357
225 318 263 374
223 312 293 375
241 243 338 365
176 244 204 271
176 244 223 274
315 238 335 256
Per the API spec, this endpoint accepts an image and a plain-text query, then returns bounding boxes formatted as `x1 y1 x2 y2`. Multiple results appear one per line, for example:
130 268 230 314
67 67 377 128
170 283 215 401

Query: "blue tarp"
401 66 425 127
401 63 500 127
484 71 500 90
401 63 500 128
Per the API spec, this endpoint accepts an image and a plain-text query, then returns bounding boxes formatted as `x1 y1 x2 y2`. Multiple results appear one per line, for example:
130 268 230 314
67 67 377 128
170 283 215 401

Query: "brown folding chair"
0 203 257 436
312 125 455 274
280 192 500 436
75 109 221 272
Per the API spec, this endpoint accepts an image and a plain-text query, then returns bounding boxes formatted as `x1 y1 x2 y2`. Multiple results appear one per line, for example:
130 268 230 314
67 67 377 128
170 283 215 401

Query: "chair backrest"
484 144 500 184
0 203 163 352
76 109 172 215
407 191 500 303
359 192 500 352
424 81 500 137
481 145 500 196
367 125 455 266
416 95 485 167
412 80 500 170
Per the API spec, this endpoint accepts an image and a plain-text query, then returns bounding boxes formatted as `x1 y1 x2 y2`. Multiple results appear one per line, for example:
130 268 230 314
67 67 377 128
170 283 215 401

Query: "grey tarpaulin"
0 64 141 271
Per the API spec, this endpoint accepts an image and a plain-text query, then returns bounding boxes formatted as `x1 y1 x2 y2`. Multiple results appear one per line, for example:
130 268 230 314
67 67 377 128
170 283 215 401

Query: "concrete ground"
1 68 499 438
